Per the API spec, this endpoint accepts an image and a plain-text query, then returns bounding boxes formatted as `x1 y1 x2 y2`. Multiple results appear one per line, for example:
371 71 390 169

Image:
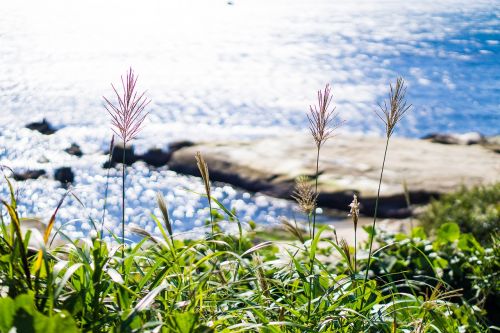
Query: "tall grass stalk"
195 151 214 237
103 68 150 268
305 84 343 320
361 77 411 305
307 84 343 240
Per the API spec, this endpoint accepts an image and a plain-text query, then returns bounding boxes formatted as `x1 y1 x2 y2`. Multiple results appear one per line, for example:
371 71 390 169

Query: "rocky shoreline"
167 134 499 218
16 119 500 218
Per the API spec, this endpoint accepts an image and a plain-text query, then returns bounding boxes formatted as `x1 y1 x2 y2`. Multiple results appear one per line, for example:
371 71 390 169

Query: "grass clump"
419 183 500 245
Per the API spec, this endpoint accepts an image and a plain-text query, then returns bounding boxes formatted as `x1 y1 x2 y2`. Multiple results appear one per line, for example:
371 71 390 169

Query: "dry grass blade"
156 192 172 236
195 151 211 200
375 77 412 138
281 218 305 243
254 255 270 297
307 84 344 148
103 67 151 144
33 191 70 273
340 238 354 272
128 226 159 244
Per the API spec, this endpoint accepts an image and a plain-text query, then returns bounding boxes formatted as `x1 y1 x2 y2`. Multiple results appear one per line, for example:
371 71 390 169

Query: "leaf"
129 281 167 316
54 263 83 300
166 311 199 333
437 222 460 243
411 227 427 240
0 297 15 331
107 267 124 284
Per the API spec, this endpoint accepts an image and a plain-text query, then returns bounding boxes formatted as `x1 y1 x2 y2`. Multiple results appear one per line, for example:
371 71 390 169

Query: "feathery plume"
292 176 317 215
307 84 344 149
103 67 150 144
375 77 412 138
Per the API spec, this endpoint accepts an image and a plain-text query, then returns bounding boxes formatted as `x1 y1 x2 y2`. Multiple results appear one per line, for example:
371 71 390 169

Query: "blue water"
0 0 498 240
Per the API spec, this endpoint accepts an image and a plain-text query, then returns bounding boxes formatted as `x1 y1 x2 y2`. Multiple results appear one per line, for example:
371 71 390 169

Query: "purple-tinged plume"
103 68 150 144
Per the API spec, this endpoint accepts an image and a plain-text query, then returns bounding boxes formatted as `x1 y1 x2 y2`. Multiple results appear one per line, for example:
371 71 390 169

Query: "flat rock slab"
169 134 499 218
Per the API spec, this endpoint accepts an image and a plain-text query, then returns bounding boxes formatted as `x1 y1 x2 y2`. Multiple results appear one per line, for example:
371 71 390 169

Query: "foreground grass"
0 178 498 332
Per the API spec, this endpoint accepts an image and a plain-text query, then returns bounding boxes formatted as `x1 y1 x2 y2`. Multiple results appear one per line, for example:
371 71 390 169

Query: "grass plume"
104 68 150 267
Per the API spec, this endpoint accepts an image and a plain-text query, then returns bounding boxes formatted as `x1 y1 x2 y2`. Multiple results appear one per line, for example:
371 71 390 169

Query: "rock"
54 167 74 185
102 141 195 169
168 134 500 218
64 143 83 157
13 169 46 181
26 119 57 135
482 136 500 154
422 132 485 145
140 149 171 167
110 144 137 165
169 140 195 152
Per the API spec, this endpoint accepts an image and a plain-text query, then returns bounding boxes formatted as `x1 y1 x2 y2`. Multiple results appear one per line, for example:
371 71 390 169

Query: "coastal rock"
422 132 485 145
110 144 138 166
54 167 74 185
168 134 499 218
483 136 500 154
26 119 57 135
103 140 195 169
13 169 46 181
140 149 171 167
169 140 195 152
64 143 83 157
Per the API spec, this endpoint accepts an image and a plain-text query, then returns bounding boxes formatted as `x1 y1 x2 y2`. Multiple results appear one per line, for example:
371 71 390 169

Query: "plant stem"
312 145 320 240
101 141 114 239
307 145 321 322
354 228 357 273
360 136 390 307
121 142 126 270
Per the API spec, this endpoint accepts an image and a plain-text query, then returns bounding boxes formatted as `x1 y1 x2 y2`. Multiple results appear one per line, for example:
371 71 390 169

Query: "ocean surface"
0 0 498 241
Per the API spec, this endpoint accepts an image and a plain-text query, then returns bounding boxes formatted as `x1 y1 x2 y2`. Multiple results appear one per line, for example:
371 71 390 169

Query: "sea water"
0 0 498 240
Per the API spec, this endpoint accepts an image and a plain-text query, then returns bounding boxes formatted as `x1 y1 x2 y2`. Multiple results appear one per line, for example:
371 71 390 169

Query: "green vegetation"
0 74 497 332
0 180 497 332
419 183 500 245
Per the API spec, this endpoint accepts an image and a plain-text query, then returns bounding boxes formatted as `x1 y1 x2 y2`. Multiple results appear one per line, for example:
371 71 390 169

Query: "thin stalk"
101 137 115 239
121 143 126 268
308 145 320 321
208 196 214 237
306 213 313 320
312 145 320 239
360 135 390 307
354 229 357 273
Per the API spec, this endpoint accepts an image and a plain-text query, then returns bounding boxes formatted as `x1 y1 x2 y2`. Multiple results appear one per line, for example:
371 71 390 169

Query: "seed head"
375 77 412 138
307 84 344 149
195 151 211 201
103 67 150 144
292 176 317 215
348 194 360 231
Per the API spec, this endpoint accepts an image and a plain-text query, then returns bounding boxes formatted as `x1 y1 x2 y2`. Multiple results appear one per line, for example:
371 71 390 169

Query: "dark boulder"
64 143 83 157
140 149 171 167
13 170 46 181
422 132 484 145
26 119 57 135
169 140 195 152
111 144 138 165
54 167 74 185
